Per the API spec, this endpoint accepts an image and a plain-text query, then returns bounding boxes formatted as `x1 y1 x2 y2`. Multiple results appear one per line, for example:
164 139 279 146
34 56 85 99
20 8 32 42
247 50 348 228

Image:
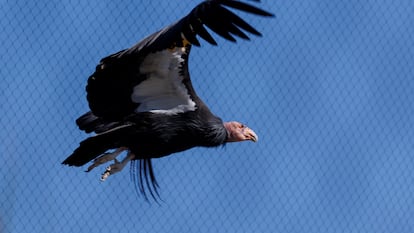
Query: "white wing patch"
132 47 197 115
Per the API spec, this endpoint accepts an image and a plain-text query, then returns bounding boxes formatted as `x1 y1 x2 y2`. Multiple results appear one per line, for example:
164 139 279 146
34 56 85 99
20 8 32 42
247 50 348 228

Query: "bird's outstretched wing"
116 0 274 53
83 0 274 124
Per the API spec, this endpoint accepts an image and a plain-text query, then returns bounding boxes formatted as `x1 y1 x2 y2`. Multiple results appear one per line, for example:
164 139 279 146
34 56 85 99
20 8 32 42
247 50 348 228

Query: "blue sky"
1 0 414 232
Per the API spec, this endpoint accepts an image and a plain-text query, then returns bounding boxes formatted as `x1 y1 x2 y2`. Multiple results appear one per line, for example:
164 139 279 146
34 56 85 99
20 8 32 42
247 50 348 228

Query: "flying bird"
63 0 273 200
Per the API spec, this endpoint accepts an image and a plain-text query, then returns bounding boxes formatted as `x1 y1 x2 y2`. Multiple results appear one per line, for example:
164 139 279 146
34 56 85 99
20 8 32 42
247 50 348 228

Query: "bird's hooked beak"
224 121 259 143
244 127 259 142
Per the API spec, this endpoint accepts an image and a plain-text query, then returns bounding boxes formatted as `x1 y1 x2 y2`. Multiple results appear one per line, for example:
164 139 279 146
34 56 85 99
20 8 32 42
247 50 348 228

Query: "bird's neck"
196 117 228 147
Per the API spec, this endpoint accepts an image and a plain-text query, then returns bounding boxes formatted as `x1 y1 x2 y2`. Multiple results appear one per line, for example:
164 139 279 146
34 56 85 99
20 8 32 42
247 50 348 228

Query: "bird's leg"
86 147 127 172
101 152 135 181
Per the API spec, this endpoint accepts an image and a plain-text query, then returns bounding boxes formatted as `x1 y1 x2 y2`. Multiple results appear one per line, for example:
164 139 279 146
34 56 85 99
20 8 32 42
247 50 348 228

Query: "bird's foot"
100 152 135 181
86 147 127 172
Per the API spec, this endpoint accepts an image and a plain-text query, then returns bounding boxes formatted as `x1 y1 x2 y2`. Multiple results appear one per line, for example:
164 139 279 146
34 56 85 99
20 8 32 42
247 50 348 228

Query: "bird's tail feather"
76 111 122 134
62 124 134 167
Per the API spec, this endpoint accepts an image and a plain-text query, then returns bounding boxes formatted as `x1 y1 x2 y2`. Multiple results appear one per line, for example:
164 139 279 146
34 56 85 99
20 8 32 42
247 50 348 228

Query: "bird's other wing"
86 0 274 121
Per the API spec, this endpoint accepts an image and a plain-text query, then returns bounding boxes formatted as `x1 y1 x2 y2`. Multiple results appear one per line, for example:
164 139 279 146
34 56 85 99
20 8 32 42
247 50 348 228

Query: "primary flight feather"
63 0 273 200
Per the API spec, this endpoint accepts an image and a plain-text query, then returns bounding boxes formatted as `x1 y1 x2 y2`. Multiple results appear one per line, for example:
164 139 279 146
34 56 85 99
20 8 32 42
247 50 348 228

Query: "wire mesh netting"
1 0 414 232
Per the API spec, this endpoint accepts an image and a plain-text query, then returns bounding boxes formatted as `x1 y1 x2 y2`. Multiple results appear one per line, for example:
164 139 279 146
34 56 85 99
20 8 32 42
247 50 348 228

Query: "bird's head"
223 121 258 143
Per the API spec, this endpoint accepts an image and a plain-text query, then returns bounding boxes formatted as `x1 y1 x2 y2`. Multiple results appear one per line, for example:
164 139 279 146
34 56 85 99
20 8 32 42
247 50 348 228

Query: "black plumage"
63 0 272 200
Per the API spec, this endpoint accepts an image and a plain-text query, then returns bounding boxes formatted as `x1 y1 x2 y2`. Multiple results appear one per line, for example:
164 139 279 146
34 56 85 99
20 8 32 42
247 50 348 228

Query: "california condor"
63 0 273 200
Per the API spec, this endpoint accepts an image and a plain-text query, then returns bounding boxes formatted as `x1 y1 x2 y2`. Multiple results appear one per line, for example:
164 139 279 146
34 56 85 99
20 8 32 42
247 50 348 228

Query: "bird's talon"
86 164 97 172
101 167 111 181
